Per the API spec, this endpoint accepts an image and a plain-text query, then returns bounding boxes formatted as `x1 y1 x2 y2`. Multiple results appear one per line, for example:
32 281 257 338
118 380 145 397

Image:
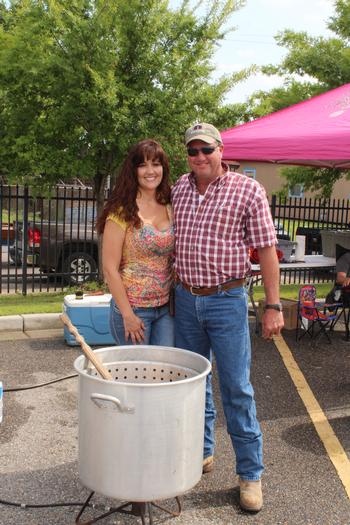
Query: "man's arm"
257 245 284 339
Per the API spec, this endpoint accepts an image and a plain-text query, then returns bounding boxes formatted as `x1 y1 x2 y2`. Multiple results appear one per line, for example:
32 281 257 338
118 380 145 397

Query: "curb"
0 308 258 334
0 313 62 333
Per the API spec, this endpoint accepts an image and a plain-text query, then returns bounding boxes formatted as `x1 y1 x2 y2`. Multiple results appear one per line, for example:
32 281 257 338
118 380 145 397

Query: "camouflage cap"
184 123 223 145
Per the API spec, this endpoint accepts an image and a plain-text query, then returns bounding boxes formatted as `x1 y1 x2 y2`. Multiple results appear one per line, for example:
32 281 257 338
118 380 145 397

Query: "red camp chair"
296 285 342 344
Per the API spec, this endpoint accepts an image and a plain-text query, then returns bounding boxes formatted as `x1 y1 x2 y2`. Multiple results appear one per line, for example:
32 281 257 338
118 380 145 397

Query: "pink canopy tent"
221 83 350 169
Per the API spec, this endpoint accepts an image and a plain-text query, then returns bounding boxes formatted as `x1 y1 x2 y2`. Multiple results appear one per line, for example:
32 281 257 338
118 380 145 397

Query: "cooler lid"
64 293 112 307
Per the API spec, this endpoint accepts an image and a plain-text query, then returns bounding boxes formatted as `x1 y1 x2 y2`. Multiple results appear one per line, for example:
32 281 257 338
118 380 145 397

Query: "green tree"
244 79 323 120
0 0 245 207
243 0 350 198
210 100 251 130
277 166 342 200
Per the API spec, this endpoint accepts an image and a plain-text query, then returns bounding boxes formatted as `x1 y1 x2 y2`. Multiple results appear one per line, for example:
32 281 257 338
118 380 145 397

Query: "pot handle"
90 393 135 413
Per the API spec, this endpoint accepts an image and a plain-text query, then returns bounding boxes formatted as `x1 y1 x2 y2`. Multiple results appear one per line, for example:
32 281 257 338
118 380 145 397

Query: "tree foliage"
0 0 245 203
244 79 323 120
210 100 250 130
278 166 343 200
259 0 350 93
243 0 350 198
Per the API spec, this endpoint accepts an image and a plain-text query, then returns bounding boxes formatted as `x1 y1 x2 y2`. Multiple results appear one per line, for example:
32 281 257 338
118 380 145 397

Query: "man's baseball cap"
184 123 223 146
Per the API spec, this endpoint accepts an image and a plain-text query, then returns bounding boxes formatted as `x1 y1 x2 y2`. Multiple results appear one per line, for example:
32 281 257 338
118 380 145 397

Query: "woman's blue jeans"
175 283 263 481
109 299 175 346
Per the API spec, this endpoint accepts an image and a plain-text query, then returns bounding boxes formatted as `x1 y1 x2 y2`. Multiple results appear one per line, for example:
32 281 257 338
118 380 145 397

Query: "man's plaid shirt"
171 170 276 287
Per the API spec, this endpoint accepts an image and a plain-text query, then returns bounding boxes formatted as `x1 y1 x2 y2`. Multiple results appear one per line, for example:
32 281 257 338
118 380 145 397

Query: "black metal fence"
0 184 98 294
1 185 349 294
271 194 350 230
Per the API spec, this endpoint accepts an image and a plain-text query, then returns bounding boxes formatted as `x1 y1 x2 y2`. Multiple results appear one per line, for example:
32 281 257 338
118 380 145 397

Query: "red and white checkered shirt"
171 169 276 287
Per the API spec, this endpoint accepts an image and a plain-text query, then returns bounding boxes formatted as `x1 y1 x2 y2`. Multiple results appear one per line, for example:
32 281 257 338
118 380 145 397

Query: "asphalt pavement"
1 321 350 525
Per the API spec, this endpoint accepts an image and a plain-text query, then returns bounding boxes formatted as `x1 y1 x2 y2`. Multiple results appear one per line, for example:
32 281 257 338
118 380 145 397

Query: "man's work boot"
202 455 214 474
239 478 263 512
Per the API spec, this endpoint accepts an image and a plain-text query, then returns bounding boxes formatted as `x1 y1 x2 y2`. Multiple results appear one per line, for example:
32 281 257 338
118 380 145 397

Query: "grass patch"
253 283 332 302
0 292 66 316
0 281 108 316
0 282 334 316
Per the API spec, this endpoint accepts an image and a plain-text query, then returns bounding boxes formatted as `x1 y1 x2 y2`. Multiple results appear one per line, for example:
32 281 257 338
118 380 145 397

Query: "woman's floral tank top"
107 205 174 307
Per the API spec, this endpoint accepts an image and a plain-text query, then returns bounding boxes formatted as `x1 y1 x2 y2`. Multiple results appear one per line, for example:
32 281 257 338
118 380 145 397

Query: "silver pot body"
74 345 211 501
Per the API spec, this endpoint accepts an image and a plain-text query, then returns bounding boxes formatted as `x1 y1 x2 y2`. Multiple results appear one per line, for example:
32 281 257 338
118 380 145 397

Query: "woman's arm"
102 220 145 344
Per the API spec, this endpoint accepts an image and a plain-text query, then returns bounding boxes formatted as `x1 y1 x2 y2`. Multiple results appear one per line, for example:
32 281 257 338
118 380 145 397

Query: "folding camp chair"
296 284 342 344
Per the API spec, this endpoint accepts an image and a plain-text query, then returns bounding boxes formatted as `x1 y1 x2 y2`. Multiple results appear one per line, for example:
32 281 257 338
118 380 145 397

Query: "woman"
96 139 175 346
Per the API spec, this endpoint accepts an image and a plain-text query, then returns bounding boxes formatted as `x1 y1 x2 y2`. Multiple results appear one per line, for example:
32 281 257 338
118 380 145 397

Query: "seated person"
335 251 350 289
326 252 350 307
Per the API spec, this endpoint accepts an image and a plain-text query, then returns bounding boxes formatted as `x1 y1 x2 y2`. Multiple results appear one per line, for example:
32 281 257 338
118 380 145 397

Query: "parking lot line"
273 334 350 499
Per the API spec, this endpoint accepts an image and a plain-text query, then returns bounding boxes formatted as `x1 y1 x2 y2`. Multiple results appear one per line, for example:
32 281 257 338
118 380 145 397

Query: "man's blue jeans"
110 299 175 346
175 283 263 481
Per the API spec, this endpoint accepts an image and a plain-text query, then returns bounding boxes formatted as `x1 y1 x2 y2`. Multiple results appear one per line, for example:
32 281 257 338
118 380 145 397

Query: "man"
326 250 350 306
335 251 350 288
171 123 284 513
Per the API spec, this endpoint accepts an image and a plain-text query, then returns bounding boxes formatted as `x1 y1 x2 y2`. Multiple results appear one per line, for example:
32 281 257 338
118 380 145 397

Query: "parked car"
9 203 98 285
1 223 15 246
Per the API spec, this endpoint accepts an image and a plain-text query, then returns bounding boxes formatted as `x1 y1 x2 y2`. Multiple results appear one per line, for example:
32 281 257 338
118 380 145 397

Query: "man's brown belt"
179 278 245 296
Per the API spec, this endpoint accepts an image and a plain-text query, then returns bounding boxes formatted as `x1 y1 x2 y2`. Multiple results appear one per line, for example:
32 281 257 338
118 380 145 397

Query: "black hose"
3 374 78 392
0 498 111 510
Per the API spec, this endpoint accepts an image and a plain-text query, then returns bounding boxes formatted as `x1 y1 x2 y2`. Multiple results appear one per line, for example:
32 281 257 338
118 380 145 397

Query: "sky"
205 0 336 104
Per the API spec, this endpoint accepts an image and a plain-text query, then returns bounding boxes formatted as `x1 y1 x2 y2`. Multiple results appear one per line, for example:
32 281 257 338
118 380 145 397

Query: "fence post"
270 194 277 220
21 186 29 296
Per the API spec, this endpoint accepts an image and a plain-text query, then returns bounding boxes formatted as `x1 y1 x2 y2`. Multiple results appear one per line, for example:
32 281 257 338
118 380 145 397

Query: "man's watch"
263 303 283 312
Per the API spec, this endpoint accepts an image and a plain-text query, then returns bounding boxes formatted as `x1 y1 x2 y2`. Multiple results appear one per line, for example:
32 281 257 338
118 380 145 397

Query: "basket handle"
60 313 113 381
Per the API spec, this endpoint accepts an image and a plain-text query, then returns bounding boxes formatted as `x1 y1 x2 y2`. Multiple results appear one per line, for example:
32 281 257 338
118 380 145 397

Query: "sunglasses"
187 145 218 157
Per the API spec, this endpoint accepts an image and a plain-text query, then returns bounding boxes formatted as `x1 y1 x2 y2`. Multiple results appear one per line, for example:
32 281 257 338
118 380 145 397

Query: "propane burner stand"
75 491 182 525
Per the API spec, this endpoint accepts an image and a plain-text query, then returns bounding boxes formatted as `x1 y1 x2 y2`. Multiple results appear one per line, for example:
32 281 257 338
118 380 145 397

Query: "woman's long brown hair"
96 139 171 233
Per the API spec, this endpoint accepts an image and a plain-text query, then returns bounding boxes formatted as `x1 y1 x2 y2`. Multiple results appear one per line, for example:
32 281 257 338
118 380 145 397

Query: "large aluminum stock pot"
74 345 211 502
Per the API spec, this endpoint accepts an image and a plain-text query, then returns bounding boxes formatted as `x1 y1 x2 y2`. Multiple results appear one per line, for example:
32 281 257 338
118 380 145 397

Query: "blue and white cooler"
63 293 115 346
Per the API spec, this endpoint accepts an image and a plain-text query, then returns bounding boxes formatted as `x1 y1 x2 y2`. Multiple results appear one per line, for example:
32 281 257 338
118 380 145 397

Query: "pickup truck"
9 206 99 285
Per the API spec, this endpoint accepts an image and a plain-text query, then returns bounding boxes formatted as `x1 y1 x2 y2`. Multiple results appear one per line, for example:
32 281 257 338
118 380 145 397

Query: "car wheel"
9 247 22 266
63 252 97 285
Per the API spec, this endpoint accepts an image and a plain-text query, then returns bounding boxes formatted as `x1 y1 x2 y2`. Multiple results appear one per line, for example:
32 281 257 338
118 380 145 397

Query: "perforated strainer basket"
80 345 207 386
88 360 197 383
